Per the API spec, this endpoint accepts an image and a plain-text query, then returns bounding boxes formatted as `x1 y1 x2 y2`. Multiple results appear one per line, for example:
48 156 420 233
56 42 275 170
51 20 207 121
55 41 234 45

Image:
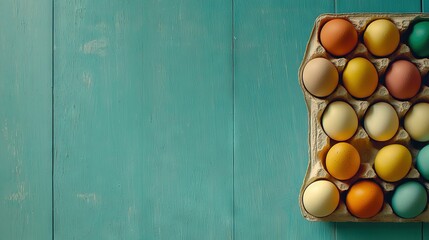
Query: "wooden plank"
233 0 335 239
0 0 52 239
336 1 422 239
54 0 233 239
336 0 421 12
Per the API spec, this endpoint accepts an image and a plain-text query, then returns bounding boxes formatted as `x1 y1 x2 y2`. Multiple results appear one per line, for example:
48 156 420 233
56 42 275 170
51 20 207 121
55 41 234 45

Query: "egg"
391 181 427 218
346 180 384 218
408 21 429 58
363 102 399 141
322 101 358 141
385 60 421 100
319 18 358 56
404 103 429 142
302 180 340 217
374 144 411 182
325 142 360 180
302 58 339 97
342 57 378 98
363 19 400 57
416 145 429 180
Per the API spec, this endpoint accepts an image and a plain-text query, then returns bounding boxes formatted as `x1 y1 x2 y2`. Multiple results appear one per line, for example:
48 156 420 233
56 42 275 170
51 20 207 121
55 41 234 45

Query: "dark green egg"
408 21 429 58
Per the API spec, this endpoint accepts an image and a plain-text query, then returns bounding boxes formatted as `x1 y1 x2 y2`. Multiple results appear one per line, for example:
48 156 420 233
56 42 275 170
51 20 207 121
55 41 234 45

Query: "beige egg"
404 103 429 142
322 101 358 141
364 102 399 141
302 58 339 97
303 180 339 217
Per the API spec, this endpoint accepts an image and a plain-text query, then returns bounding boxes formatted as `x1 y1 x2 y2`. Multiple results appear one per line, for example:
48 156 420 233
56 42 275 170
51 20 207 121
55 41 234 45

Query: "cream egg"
364 102 399 141
322 101 358 141
302 180 339 217
302 58 339 97
404 102 429 142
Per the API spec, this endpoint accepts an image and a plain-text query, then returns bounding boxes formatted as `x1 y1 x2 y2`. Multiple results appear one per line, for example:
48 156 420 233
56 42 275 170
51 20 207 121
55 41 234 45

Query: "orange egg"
346 180 384 218
325 142 360 180
320 18 358 56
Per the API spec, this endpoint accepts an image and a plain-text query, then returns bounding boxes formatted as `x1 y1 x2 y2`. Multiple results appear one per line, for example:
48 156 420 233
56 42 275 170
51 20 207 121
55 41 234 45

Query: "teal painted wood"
54 0 233 239
336 1 422 240
233 0 336 239
336 0 422 12
0 1 52 239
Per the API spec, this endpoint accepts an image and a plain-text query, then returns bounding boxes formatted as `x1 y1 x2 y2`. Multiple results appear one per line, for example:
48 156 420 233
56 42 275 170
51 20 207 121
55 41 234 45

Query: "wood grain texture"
233 0 335 239
0 1 52 239
336 0 421 12
336 1 422 239
54 0 233 239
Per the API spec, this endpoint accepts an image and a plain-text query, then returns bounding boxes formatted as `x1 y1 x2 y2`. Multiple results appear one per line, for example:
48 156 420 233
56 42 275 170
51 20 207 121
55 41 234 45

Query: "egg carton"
299 13 429 222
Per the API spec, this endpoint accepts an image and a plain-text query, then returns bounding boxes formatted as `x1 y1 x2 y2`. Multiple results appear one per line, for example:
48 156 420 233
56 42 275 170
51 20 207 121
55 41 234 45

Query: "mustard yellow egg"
374 144 412 182
325 142 360 180
364 19 400 57
342 57 378 98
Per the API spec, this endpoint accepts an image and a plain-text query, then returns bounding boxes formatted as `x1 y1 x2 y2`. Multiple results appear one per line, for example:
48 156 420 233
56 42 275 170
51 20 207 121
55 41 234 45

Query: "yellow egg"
363 19 400 57
322 101 358 141
325 142 360 180
302 180 339 217
342 57 378 98
374 144 411 182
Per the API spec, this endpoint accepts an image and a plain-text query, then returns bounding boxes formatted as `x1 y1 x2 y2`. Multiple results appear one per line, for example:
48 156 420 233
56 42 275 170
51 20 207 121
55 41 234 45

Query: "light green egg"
391 181 427 218
417 145 429 180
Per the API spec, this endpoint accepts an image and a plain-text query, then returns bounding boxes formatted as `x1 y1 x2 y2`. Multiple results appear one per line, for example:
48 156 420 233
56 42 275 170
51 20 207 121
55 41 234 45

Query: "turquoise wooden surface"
54 0 233 239
0 0 52 239
2 0 429 239
233 0 335 239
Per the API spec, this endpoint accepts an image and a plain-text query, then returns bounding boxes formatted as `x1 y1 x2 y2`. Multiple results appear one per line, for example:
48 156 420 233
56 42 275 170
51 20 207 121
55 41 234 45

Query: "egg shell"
363 19 400 57
346 180 384 218
302 180 340 217
417 145 429 180
322 101 358 141
363 102 399 142
325 142 360 180
404 102 429 142
320 18 358 56
385 60 421 100
342 57 378 99
302 58 339 97
374 144 412 182
391 181 427 219
299 13 429 222
408 21 429 58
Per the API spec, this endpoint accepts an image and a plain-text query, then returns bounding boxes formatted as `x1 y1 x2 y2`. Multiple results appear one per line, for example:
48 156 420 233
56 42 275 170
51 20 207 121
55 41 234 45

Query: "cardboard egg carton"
299 13 429 222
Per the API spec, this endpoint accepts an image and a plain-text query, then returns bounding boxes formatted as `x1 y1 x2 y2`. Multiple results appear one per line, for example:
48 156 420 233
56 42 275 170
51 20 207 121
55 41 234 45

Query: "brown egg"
320 18 358 56
302 58 339 97
385 60 421 100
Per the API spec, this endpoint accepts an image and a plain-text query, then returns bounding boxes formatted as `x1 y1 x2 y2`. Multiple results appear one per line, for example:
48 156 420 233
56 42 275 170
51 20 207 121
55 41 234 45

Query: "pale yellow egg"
322 101 358 141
